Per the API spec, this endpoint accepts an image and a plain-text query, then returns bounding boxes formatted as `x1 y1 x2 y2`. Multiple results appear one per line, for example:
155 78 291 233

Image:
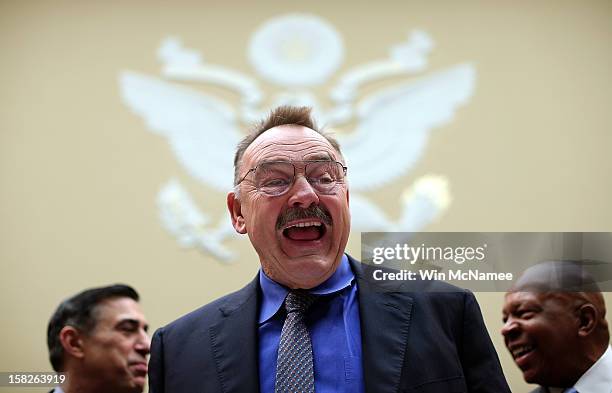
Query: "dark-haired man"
149 106 510 393
502 261 612 393
47 284 150 393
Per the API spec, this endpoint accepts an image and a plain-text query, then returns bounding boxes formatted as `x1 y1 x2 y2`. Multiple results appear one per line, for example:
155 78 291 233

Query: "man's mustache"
276 205 332 229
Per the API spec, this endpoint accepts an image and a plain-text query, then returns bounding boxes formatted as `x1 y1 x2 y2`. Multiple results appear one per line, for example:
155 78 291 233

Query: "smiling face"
81 297 150 393
501 291 581 387
228 125 350 289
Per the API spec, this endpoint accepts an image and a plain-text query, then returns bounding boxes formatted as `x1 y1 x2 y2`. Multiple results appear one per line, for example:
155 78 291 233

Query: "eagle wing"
338 63 475 191
120 71 241 192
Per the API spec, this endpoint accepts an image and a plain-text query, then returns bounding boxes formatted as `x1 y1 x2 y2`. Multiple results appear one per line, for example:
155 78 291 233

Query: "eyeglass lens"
254 161 344 196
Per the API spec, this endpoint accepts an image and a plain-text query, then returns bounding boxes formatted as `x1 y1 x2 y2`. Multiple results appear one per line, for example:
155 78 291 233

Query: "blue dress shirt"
258 255 364 393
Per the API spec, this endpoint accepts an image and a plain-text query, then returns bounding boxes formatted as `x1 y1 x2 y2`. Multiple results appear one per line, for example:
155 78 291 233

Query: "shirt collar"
258 254 354 324
574 345 612 393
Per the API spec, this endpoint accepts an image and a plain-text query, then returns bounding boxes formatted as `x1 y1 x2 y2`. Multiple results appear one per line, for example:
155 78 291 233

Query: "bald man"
501 261 612 393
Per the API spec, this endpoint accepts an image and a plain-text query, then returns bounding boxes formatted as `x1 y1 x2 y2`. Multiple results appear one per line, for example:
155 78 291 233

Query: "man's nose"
500 318 520 340
135 330 151 356
287 175 320 208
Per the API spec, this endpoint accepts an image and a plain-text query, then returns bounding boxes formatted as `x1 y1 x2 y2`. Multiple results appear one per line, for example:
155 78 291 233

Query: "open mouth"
282 221 326 241
510 344 535 365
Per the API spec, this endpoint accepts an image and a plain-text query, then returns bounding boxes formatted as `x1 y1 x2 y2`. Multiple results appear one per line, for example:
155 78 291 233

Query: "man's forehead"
244 125 338 162
504 290 575 310
95 297 147 325
503 291 540 309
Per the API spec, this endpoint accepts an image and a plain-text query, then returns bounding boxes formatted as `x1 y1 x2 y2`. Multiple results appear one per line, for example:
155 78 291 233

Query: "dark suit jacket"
149 256 510 393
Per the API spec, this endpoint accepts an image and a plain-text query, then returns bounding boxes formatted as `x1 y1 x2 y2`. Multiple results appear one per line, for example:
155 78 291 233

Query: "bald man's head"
501 261 609 387
510 261 608 334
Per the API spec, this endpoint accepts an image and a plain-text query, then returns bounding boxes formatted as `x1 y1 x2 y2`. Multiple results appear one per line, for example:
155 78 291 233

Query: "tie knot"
284 291 317 314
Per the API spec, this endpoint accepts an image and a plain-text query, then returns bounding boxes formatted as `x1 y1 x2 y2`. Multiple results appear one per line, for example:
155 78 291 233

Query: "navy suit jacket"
149 256 510 393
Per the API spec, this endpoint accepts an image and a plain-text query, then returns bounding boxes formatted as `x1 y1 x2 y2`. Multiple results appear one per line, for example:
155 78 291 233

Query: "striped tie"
274 291 317 393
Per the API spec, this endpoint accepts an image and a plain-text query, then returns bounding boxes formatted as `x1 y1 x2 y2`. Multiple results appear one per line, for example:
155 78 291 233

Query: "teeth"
511 345 534 358
286 221 322 229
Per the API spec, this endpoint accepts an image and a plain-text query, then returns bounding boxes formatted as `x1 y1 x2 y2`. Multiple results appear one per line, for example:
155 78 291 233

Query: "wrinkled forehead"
503 289 576 311
503 291 539 310
243 125 340 166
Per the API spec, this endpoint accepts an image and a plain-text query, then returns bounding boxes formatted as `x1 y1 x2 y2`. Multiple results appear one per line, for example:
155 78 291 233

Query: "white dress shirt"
573 345 612 393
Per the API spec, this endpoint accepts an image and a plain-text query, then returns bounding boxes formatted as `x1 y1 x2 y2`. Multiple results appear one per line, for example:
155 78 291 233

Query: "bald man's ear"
227 192 247 234
577 303 598 337
59 326 85 360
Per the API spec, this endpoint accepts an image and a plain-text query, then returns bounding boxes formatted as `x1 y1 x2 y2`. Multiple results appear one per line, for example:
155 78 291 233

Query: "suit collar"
209 276 261 393
349 255 414 393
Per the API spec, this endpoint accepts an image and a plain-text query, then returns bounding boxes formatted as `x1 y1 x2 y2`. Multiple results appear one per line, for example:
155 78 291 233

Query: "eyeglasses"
237 160 348 196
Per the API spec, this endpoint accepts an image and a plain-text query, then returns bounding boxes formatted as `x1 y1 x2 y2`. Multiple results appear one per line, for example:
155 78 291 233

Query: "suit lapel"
209 277 261 393
350 256 414 393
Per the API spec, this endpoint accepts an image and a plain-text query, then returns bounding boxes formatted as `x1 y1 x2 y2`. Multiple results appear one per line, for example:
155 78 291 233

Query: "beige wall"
1 1 611 392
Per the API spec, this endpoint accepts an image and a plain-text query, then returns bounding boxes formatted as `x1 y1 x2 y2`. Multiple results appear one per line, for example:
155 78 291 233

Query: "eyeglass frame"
235 159 348 196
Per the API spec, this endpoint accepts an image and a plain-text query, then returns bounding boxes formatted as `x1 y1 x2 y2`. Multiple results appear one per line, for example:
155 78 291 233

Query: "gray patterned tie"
275 290 317 393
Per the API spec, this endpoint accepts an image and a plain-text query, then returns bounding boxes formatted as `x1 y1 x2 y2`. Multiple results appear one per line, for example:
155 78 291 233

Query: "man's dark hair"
233 105 344 186
47 284 139 371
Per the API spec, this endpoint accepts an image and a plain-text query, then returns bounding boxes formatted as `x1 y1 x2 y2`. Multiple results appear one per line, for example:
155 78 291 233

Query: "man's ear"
59 326 85 360
577 303 598 337
227 192 247 234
